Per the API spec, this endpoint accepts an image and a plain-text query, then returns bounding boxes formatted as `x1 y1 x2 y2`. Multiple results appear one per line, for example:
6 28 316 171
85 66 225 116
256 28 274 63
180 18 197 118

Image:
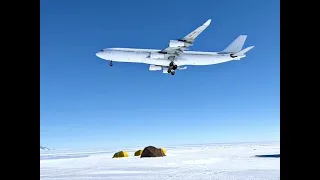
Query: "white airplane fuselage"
96 48 245 67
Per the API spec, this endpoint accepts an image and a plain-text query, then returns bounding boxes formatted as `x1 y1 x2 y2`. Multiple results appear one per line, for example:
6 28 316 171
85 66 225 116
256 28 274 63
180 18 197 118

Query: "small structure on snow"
134 150 143 156
140 146 166 158
113 151 129 158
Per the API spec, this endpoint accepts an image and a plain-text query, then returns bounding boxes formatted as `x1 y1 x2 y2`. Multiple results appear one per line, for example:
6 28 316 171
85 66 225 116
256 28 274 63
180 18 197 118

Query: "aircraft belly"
176 54 233 66
177 54 214 65
142 58 170 66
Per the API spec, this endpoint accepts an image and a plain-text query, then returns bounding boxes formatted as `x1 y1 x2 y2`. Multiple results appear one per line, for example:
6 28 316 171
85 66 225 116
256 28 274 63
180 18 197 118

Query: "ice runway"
40 142 280 180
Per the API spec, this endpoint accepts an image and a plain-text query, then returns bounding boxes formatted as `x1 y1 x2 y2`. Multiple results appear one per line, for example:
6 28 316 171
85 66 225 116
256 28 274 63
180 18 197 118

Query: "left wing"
159 19 211 56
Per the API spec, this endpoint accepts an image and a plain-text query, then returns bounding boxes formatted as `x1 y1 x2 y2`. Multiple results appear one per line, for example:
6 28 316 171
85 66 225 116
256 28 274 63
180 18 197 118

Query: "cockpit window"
100 50 104 52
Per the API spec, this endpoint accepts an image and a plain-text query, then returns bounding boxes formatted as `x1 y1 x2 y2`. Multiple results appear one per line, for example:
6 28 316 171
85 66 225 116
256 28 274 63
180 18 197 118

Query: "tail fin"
222 35 247 53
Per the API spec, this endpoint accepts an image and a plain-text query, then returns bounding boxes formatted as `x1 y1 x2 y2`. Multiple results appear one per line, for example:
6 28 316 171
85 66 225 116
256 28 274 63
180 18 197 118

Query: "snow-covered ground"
40 141 280 180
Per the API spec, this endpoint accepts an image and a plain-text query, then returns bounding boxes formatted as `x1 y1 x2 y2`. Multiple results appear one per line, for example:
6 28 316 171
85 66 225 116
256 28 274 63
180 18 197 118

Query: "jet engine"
150 52 165 59
149 65 162 71
230 54 237 58
230 53 245 60
169 40 190 48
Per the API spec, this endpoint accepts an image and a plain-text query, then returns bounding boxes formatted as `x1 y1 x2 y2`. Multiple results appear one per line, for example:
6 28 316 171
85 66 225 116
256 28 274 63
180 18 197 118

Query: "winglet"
203 19 211 26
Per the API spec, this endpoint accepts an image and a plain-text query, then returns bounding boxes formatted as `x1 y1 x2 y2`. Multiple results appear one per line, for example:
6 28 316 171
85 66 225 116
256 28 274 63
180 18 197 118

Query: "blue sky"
40 0 279 149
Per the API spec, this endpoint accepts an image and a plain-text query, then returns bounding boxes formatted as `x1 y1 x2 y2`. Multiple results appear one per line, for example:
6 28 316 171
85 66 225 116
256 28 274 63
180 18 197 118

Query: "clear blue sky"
40 0 279 149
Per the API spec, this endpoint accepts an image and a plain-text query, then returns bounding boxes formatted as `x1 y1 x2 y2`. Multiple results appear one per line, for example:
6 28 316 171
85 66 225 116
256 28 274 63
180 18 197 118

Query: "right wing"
159 19 212 55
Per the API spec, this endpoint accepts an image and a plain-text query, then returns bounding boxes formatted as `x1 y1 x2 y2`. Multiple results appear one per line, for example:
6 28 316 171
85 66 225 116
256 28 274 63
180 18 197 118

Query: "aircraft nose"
96 51 102 58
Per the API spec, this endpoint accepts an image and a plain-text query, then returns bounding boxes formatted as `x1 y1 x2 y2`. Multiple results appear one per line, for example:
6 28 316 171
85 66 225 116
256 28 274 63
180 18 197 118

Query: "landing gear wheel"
110 61 113 66
169 62 174 67
167 69 172 73
173 65 178 70
171 71 175 75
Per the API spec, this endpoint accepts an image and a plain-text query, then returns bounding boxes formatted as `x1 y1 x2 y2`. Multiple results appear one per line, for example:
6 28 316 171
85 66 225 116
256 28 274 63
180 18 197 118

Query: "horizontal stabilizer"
233 46 254 56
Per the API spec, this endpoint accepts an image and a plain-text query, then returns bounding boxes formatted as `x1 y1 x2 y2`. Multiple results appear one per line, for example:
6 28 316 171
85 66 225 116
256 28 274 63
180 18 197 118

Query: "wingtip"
204 19 211 26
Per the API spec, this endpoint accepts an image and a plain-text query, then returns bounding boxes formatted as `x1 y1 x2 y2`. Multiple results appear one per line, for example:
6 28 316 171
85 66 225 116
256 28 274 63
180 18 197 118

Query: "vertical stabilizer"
222 35 247 53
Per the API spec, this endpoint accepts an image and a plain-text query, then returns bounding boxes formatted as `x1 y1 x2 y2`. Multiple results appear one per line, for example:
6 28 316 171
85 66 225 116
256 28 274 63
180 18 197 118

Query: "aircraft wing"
159 19 211 55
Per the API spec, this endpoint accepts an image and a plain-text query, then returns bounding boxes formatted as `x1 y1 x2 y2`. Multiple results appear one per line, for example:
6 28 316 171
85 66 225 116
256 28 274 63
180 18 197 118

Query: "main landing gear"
169 62 178 70
167 68 175 75
168 61 177 75
109 61 113 66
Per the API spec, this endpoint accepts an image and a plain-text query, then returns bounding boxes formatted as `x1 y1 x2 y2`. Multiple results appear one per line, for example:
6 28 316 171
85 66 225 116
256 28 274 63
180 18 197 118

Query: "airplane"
95 19 254 75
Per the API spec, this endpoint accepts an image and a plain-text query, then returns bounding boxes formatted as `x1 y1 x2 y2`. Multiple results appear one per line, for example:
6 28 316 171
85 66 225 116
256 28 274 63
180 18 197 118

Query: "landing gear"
169 61 177 70
110 61 113 66
168 61 177 75
172 65 178 70
167 68 175 75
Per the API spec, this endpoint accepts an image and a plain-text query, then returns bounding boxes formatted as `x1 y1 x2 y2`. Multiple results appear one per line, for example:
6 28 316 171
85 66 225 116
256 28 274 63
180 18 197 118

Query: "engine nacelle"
230 53 245 60
149 65 162 71
169 40 190 48
162 67 169 73
150 52 165 59
230 54 237 58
